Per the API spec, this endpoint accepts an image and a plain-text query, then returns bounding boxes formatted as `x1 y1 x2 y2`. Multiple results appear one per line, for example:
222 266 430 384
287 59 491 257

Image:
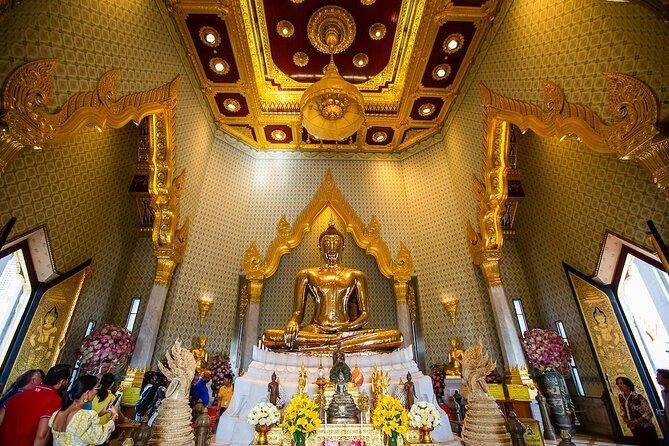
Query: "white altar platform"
212 346 454 446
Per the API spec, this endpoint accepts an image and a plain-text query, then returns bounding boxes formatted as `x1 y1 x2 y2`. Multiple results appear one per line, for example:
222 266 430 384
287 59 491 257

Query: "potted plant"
409 401 442 443
248 402 281 445
372 394 408 446
522 328 575 433
282 393 321 446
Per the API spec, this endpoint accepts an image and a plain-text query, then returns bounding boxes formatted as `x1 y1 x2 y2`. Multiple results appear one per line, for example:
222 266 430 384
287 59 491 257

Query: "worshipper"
135 371 158 421
616 376 659 445
192 369 211 407
0 364 71 446
91 372 117 424
657 369 669 431
96 359 113 379
218 373 234 416
0 368 44 408
49 375 117 446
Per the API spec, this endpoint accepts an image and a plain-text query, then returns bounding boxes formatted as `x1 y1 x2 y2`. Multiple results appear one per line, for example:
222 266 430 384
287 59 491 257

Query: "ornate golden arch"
466 73 664 284
0 59 188 283
242 169 414 304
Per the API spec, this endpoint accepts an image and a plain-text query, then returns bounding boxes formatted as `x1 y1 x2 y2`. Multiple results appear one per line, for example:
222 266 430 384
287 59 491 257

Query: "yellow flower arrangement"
282 393 322 445
372 394 408 441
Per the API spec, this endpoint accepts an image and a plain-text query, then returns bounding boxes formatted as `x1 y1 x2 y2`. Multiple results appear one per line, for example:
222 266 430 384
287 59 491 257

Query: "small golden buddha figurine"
262 220 403 353
191 336 209 371
297 365 308 394
445 337 464 377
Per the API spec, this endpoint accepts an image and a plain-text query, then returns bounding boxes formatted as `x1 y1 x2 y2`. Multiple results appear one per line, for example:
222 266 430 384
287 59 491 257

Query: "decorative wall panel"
0 0 215 362
440 0 669 391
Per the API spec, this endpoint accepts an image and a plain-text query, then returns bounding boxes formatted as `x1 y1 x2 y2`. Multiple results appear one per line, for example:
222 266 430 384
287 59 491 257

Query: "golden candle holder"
196 295 215 326
440 295 459 327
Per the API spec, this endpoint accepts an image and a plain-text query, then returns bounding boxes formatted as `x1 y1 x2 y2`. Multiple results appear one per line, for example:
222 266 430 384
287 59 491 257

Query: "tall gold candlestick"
196 295 215 326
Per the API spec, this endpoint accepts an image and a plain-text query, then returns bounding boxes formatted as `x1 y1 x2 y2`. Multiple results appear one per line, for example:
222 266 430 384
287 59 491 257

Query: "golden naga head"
319 217 345 264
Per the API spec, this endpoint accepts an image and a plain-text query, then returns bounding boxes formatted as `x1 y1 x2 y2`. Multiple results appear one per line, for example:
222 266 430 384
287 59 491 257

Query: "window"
0 247 34 369
556 320 586 396
125 297 141 332
84 319 96 336
512 298 529 336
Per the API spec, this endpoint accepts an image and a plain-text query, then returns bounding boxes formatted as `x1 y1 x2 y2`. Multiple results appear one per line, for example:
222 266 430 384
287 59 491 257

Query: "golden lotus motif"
300 60 365 141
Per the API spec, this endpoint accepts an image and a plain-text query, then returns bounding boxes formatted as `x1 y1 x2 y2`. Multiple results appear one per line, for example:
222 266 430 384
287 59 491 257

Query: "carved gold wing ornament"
241 169 414 305
467 73 664 283
0 59 189 285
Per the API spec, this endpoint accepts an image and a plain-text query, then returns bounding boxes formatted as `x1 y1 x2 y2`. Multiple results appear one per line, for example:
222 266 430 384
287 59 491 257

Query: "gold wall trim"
467 74 662 276
242 169 414 302
0 59 189 283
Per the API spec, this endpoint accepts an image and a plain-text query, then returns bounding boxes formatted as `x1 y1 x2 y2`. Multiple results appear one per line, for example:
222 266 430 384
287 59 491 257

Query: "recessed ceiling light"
352 53 369 68
418 103 436 117
431 63 451 80
223 98 240 112
270 129 287 141
277 20 294 38
369 23 386 40
372 131 387 143
199 27 220 47
293 52 309 67
443 33 464 54
210 58 230 74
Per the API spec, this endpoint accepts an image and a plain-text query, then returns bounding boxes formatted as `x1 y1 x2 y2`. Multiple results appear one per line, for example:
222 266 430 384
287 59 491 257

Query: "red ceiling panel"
420 21 477 89
186 14 241 84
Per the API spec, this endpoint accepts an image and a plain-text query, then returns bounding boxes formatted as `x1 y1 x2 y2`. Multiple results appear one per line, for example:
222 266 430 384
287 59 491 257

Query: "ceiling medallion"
290 0 304 3
369 23 386 40
277 20 295 38
361 0 376 4
223 98 241 112
209 58 230 74
418 103 435 117
352 53 369 68
431 63 451 80
199 27 221 47
307 5 356 54
270 129 287 141
372 131 387 142
293 52 309 67
443 33 465 53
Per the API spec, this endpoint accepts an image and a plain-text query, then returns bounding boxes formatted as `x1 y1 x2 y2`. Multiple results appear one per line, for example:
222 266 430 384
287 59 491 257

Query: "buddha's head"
319 219 344 265
196 336 208 348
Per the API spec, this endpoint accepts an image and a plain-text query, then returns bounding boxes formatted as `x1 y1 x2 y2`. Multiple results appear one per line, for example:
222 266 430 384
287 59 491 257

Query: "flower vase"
539 370 575 434
293 432 306 446
255 425 271 445
419 427 433 444
386 433 399 446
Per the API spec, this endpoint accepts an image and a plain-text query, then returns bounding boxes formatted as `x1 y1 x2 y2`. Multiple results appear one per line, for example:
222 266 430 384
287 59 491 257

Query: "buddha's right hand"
284 320 300 347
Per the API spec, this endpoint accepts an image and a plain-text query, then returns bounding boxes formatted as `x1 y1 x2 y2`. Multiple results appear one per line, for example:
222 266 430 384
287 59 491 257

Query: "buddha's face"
320 234 343 264
197 336 207 347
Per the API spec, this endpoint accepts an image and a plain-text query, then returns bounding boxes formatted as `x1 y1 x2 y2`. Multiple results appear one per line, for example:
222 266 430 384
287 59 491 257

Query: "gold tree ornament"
440 295 459 327
196 295 214 326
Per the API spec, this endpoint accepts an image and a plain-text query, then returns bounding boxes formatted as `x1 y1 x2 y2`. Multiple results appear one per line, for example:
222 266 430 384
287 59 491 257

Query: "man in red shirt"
0 364 71 446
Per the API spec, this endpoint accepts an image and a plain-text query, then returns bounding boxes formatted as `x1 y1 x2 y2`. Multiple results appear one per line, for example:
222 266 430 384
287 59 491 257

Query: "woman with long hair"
91 373 115 424
48 375 117 446
616 376 659 446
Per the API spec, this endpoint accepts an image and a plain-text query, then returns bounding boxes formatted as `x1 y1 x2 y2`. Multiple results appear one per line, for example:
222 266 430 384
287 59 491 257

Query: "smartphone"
107 392 122 410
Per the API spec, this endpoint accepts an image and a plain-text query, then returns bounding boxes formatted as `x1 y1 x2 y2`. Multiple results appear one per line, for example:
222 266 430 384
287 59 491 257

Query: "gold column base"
504 365 538 397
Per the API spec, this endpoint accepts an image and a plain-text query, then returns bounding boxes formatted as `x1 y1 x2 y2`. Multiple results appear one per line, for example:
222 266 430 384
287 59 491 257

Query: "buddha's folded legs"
262 328 403 353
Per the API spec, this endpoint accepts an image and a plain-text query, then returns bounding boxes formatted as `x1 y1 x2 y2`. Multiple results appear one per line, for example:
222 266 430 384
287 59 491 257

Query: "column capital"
480 252 503 287
393 280 408 304
154 257 177 285
246 278 264 304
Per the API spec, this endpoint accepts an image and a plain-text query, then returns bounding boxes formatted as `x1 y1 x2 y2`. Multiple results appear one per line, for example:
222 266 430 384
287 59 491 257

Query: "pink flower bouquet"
77 323 135 374
209 353 234 390
522 328 571 375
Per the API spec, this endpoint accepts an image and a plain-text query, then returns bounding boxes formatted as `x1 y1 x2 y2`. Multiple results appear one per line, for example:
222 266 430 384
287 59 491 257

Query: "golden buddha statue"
191 336 209 371
262 220 403 353
445 337 464 376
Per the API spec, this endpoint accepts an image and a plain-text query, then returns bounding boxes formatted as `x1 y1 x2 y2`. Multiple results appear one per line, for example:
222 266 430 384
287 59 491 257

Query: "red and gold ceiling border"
167 0 501 153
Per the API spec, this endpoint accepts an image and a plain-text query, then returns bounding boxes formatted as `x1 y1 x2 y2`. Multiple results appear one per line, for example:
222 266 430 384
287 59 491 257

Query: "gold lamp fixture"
440 294 459 327
300 6 365 141
196 294 215 326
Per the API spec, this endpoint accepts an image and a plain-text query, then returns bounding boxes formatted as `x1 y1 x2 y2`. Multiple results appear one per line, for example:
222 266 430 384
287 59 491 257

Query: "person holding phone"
91 373 116 424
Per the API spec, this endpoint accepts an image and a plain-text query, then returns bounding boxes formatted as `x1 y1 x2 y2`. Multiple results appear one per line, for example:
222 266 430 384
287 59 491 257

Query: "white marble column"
240 279 263 370
393 281 413 347
130 283 169 369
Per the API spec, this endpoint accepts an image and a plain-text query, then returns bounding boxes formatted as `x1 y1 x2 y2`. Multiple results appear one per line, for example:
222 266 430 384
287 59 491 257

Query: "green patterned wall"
439 0 669 392
0 0 214 363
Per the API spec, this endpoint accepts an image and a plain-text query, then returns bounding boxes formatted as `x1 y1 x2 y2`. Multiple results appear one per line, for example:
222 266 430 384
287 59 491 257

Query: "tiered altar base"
213 346 455 446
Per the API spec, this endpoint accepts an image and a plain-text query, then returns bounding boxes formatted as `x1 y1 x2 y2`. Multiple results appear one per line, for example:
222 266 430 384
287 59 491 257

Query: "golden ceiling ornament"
209 57 229 74
369 23 386 40
222 98 240 112
418 103 435 117
270 129 286 141
431 63 451 80
276 20 294 38
307 5 356 55
371 131 387 142
300 58 365 141
198 26 220 47
361 0 376 4
352 53 369 68
293 51 309 67
443 33 464 53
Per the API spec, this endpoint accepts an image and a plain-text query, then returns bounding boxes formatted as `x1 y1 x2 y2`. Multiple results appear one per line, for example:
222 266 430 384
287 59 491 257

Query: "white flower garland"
408 402 441 429
247 402 281 426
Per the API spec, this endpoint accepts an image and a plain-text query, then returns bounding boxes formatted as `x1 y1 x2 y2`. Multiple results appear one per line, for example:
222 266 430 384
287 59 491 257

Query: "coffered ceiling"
167 0 501 153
